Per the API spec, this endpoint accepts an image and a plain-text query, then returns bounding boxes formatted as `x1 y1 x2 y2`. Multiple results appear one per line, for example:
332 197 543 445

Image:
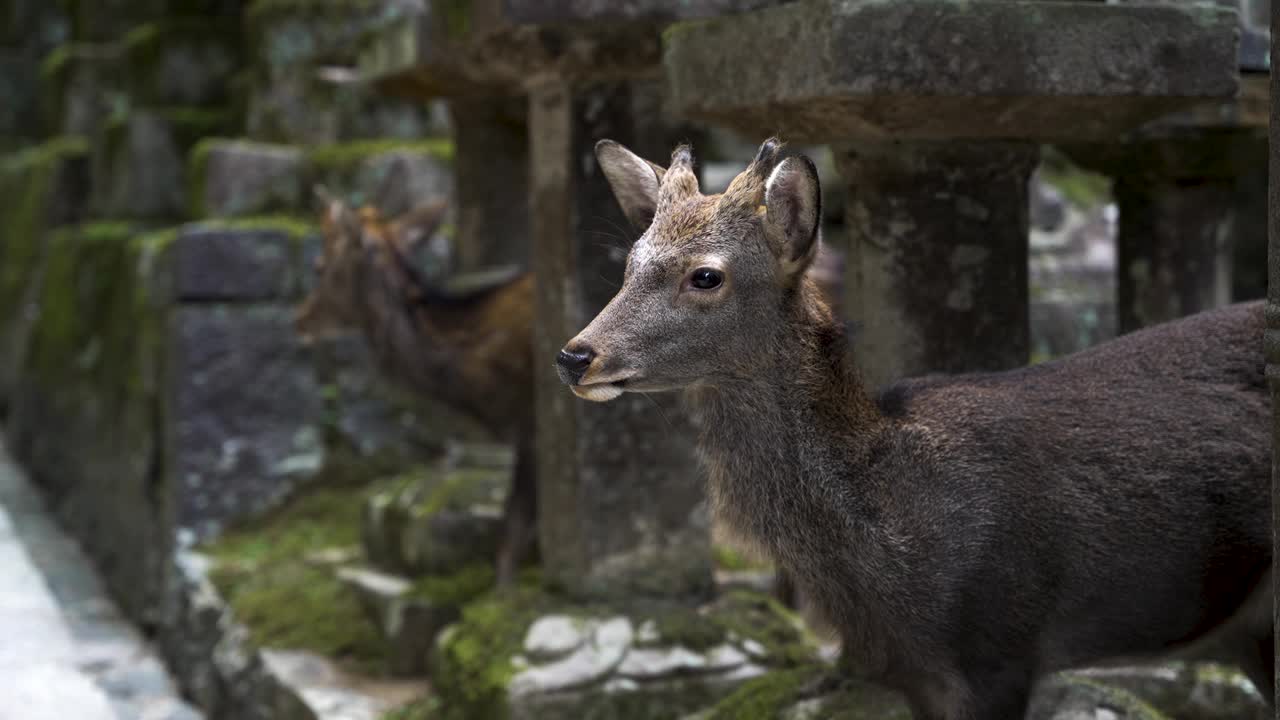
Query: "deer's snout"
556 346 595 385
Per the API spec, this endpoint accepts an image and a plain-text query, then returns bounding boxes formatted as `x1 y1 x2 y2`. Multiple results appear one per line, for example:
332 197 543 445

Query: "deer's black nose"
556 347 595 384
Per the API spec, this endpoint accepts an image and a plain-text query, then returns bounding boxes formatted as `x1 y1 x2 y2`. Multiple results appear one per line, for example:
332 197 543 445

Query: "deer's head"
558 138 824 401
294 187 446 342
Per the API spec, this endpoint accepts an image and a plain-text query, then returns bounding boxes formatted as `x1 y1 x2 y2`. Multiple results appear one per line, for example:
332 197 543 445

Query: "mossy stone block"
122 21 242 108
189 139 305 219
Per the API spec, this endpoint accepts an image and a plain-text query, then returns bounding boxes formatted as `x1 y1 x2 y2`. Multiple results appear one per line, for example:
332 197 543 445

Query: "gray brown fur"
559 139 1272 719
296 194 537 586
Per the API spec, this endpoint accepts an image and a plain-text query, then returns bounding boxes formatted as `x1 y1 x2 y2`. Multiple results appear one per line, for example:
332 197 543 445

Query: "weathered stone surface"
122 21 240 108
524 615 586 661
1028 676 1167 720
361 464 507 576
6 226 170 625
168 305 323 538
511 617 635 696
39 44 124 137
530 78 713 601
665 0 1238 142
1070 664 1268 720
193 140 305 219
337 566 462 676
0 138 91 412
93 107 231 219
837 141 1035 388
307 142 452 219
171 226 301 301
450 98 529 271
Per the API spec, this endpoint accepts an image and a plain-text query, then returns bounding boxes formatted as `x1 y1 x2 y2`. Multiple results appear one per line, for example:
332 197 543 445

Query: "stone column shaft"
449 98 530 271
1114 177 1235 333
1267 0 1278 708
837 141 1036 389
529 77 712 602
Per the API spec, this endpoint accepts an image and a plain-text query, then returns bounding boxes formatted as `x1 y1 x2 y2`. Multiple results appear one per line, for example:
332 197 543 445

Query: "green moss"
409 564 495 606
712 544 771 572
308 138 454 175
710 591 818 668
414 467 506 518
707 665 826 720
204 480 405 672
1039 147 1112 209
380 697 440 720
433 586 547 720
39 45 75 82
185 214 316 240
1058 678 1170 720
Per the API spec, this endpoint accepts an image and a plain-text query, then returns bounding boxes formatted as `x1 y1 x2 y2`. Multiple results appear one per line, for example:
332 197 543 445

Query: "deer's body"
297 198 536 584
559 139 1273 718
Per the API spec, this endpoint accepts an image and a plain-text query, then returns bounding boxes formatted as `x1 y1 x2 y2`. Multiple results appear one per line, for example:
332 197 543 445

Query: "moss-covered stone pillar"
836 142 1035 389
449 98 530 271
529 76 713 602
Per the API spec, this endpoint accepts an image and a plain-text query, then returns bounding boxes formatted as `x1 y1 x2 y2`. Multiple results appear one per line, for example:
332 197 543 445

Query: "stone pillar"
1268 0 1278 707
1113 177 1234 333
529 77 713 602
449 98 530 271
836 142 1036 389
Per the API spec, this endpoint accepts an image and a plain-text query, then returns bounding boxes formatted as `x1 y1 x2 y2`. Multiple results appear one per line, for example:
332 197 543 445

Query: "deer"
295 190 537 587
556 138 1272 720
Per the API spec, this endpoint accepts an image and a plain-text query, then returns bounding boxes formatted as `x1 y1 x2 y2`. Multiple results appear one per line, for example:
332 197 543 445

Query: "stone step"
336 565 485 676
39 44 125 139
190 137 453 220
361 463 509 578
118 21 242 109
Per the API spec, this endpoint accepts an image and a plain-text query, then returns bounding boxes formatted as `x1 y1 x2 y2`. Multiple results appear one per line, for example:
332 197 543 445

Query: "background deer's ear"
595 139 666 232
764 155 822 277
391 199 448 252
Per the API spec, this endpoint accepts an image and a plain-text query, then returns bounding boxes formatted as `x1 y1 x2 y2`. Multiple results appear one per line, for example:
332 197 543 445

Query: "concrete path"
0 439 202 720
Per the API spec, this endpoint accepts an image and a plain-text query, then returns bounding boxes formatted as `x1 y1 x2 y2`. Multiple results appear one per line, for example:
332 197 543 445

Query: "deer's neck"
688 287 888 577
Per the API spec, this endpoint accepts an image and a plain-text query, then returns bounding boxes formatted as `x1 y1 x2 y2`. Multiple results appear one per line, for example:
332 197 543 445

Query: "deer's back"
863 300 1268 673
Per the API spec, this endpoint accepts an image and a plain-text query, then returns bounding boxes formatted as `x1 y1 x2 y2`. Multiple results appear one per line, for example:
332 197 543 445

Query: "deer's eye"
689 268 723 290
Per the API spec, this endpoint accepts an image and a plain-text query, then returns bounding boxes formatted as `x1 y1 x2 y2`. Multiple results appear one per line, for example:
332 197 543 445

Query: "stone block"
664 0 1239 141
0 51 40 140
361 464 508 577
191 140 305 219
167 304 324 538
306 140 453 218
121 21 242 108
5 227 172 625
0 138 91 413
336 566 465 676
170 225 302 301
39 44 125 138
93 107 233 220
1068 664 1268 720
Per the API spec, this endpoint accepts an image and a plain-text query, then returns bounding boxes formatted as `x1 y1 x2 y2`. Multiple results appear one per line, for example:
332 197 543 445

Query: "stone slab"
194 140 305 219
664 0 1239 141
171 226 298 301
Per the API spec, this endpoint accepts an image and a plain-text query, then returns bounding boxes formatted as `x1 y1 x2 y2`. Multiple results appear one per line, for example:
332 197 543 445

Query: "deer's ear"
391 199 448 252
595 139 666 232
764 155 822 277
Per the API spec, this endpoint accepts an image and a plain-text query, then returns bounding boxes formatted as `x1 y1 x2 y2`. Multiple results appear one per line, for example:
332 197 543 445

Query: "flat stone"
337 566 461 676
1069 664 1268 720
523 615 586 661
195 140 305 219
171 226 298 301
1028 675 1171 720
665 0 1239 141
510 617 634 696
0 662 117 720
616 646 708 678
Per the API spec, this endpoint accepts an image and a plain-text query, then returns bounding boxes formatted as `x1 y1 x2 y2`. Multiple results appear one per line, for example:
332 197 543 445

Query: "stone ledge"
664 0 1239 141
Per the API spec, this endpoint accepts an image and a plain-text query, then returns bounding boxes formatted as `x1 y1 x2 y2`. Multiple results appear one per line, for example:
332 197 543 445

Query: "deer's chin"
571 382 626 402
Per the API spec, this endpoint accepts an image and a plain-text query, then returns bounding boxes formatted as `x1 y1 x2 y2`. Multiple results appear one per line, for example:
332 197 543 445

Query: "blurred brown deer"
296 189 536 586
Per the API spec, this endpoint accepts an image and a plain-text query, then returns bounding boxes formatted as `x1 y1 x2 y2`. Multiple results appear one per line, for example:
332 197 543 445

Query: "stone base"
432 589 816 720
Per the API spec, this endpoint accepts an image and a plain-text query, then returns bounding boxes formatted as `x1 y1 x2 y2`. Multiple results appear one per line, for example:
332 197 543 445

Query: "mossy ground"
203 479 401 673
